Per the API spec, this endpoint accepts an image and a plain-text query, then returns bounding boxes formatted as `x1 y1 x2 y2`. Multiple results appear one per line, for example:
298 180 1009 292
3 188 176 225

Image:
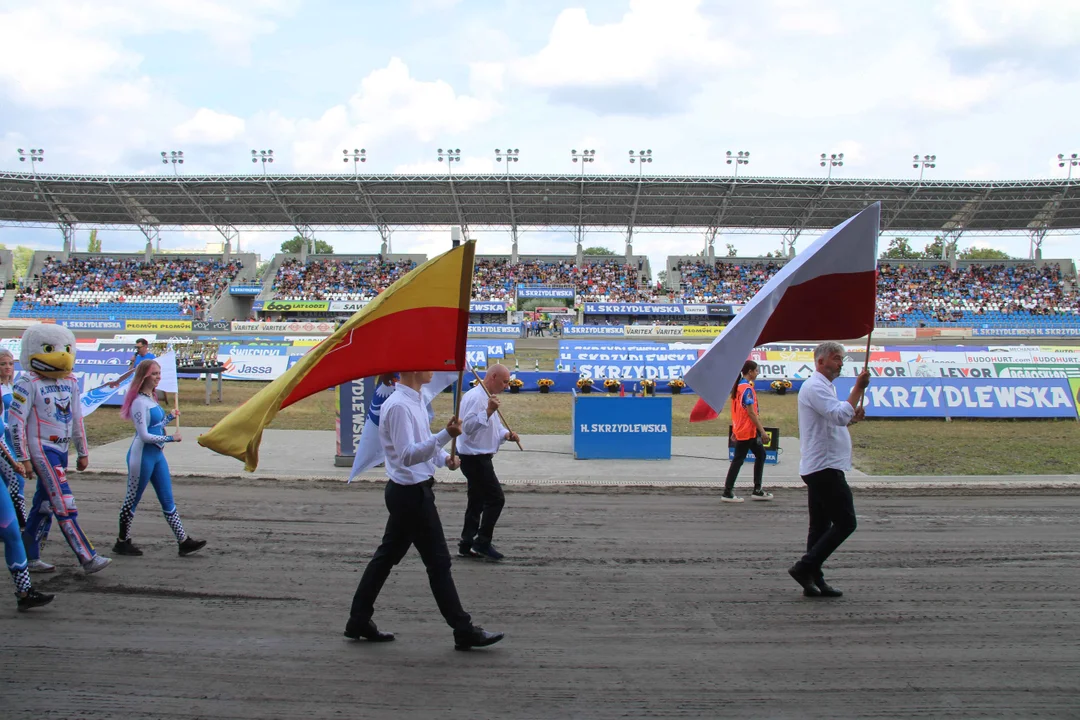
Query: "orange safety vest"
731 380 758 441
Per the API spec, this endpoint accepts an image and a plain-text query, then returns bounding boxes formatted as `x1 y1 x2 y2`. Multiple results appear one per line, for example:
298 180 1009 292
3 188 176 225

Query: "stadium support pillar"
144 240 153 262
451 226 462 248
61 224 75 254
223 240 231 262
1029 227 1047 260
625 241 633 265
511 226 519 264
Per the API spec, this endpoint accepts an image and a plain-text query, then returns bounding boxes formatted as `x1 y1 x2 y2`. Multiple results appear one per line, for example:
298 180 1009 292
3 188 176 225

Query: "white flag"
156 350 179 393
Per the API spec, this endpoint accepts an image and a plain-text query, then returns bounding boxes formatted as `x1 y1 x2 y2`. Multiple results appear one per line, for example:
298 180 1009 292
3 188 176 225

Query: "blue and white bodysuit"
120 394 188 544
9 373 99 566
1 382 28 528
0 384 30 595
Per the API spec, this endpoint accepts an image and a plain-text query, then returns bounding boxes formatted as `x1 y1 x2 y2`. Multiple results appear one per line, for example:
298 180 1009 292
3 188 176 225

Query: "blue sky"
1 0 1079 273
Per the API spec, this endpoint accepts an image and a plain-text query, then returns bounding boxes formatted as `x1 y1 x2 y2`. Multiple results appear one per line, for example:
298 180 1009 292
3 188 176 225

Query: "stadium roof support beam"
108 183 163 253
354 180 392 255
940 190 992 259
626 179 643 261
785 184 831 256
506 177 518 263
705 182 738 261
447 177 468 241
27 175 78 252
263 179 311 251
174 182 240 254
1027 194 1064 259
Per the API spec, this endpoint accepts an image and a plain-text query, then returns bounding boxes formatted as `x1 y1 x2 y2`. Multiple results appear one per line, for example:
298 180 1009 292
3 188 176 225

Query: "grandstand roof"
1 171 1077 236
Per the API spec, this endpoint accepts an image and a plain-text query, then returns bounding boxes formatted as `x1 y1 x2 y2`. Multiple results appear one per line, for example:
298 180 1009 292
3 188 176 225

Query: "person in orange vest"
722 360 773 503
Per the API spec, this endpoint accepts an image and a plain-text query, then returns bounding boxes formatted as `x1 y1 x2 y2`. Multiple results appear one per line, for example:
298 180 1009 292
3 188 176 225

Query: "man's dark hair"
135 338 149 348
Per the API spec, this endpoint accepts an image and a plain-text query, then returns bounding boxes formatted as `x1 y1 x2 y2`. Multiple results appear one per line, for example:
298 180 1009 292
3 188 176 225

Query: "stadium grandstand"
0 171 1077 332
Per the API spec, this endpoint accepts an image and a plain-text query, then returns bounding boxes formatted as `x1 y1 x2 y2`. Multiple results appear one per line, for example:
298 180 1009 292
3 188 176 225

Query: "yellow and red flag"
198 241 476 470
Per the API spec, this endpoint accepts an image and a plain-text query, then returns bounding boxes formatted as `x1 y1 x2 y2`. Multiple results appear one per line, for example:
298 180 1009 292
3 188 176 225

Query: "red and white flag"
685 203 880 422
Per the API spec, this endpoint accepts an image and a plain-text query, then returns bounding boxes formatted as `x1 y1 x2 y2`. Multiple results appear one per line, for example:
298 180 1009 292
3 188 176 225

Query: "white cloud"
939 0 1080 48
514 0 739 90
174 108 246 145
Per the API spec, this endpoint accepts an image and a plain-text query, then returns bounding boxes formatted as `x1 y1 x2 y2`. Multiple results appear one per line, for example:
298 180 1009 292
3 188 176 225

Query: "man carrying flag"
683 203 880 596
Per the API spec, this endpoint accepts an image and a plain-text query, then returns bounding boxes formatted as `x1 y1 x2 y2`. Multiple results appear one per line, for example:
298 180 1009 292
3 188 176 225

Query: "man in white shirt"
787 342 870 599
456 364 520 561
344 370 504 651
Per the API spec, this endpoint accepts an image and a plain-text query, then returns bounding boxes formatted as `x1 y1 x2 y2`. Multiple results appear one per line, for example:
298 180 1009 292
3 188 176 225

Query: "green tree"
656 269 667 286
921 236 945 259
957 246 1012 260
281 235 334 254
87 229 102 253
583 246 617 255
879 236 917 259
726 243 738 257
10 246 34 283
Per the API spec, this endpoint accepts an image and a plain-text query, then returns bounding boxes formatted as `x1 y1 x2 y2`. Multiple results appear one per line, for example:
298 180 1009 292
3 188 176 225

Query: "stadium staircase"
0 289 14 319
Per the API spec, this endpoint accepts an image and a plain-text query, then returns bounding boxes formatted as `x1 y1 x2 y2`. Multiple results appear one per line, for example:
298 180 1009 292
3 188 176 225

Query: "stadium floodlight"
251 148 274 175
437 147 462 176
913 153 936 182
628 149 653 176
160 150 184 175
571 149 596 176
495 148 519 175
725 150 750 179
343 148 366 174
819 151 844 179
17 148 44 172
1059 153 1079 181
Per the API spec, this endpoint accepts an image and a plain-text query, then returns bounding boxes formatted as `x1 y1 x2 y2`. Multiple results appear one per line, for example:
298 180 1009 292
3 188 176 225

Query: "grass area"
83 378 1080 476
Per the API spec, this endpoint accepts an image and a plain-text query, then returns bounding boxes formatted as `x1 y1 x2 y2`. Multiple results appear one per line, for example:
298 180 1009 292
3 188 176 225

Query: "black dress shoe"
814 578 843 597
344 619 395 642
788 564 821 596
454 626 504 650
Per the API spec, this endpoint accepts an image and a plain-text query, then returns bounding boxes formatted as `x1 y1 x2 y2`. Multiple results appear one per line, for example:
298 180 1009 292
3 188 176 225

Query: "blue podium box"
572 393 672 459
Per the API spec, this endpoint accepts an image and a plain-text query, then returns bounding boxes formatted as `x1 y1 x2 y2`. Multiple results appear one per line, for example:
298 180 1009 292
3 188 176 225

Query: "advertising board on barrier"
572 394 672 460
261 299 331 312
335 377 376 463
1071 380 1080 420
466 349 488 367
231 321 336 333
229 285 263 296
973 328 1080 337
59 320 125 331
682 325 723 337
707 304 735 316
833 377 1077 418
192 320 230 331
221 355 290 380
125 320 193 331
328 300 367 313
562 325 625 336
517 286 575 299
994 364 1080 379
467 324 520 335
470 302 507 313
624 325 684 337
584 303 685 315
576 359 696 380
682 305 707 315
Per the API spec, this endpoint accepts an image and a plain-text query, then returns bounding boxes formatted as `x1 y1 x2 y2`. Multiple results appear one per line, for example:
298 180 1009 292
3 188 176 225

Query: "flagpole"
857 330 873 409
469 365 524 451
450 368 465 460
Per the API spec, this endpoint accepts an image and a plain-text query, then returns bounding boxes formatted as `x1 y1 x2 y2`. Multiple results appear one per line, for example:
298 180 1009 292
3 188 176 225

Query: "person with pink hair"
114 360 205 557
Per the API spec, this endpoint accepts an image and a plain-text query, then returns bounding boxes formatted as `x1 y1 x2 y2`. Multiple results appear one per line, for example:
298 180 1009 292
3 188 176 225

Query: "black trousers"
459 454 505 547
796 468 857 578
350 479 472 632
725 437 765 492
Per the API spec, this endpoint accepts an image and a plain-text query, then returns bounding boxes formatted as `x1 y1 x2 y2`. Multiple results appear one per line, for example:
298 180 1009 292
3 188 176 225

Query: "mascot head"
20 323 76 379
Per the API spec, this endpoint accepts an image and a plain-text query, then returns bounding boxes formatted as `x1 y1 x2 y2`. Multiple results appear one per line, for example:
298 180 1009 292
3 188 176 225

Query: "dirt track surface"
3 476 1079 719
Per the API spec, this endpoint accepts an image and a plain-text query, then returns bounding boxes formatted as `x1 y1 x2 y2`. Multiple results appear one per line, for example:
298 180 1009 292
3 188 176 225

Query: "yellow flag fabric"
198 241 476 471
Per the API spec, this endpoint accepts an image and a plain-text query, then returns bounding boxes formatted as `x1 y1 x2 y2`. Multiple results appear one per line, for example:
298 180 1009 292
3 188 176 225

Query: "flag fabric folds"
157 351 179 393
80 374 133 418
346 371 460 483
199 241 476 471
685 203 880 422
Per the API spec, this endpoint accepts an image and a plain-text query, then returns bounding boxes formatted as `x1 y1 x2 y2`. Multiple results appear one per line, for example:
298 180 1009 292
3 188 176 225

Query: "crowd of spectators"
874 263 1079 323
14 255 243 314
676 260 784 303
674 260 1079 323
272 257 417 300
471 258 661 303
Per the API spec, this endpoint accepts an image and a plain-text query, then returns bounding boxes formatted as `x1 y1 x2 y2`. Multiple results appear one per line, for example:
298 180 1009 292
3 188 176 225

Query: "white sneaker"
82 555 111 574
720 494 744 503
28 559 56 573
751 490 774 501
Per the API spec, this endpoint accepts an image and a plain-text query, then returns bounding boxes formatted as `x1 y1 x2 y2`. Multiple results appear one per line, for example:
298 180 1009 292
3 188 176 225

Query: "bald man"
456 364 519 561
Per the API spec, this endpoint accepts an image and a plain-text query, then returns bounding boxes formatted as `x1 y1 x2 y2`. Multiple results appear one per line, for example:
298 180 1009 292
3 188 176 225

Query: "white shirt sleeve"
461 388 491 436
384 402 450 467
805 377 855 426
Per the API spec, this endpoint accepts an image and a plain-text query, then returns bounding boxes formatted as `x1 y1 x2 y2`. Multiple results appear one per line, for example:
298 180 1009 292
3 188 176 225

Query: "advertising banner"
682 326 723 337
125 320 193 332
728 426 780 464
833 377 1077 418
707 304 735 316
230 321 336 333
972 328 1080 337
467 324 520 335
994 363 1080 379
259 300 329 313
871 327 918 339
220 355 290 380
229 285 263 296
572 395 672 460
328 300 367 313
1071 380 1080 420
584 303 685 315
59 319 125 331
682 304 707 315
575 359 696 380
562 325 625 336
909 363 998 379
517 286 575 299
335 376 376 463
624 325 685 337
192 320 230 331
465 349 488 368
536 306 574 315
568 350 700 364
503 341 516 355
469 301 507 313
219 344 290 357
471 342 505 359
